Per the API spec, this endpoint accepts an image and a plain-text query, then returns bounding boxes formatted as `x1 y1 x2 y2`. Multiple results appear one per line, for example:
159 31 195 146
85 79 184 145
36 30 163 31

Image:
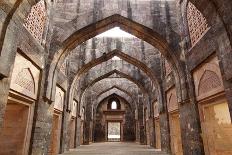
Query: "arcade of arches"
0 0 232 155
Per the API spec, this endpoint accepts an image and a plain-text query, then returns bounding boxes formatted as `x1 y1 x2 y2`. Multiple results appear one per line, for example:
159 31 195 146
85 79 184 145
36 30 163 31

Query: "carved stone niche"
54 86 65 111
153 101 159 118
81 107 85 121
166 87 179 113
10 53 40 99
71 100 78 117
135 109 138 120
193 56 224 101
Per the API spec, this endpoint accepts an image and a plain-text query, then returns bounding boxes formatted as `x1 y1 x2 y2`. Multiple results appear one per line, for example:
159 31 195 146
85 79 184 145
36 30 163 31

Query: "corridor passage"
61 142 169 155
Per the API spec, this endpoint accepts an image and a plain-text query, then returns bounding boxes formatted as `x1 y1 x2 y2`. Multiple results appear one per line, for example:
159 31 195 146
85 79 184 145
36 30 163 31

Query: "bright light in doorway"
112 56 121 60
96 27 135 38
111 101 117 109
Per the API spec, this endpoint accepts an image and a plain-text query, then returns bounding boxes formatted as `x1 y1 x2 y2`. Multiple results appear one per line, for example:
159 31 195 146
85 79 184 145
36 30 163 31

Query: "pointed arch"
96 92 134 111
46 14 187 106
69 50 158 112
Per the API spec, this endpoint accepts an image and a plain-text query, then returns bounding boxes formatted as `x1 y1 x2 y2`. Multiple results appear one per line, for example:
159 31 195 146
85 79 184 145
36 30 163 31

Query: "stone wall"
0 0 232 155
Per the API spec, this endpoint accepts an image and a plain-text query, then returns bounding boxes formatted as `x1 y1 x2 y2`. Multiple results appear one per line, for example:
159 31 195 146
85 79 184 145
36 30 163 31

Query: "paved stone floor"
61 142 169 155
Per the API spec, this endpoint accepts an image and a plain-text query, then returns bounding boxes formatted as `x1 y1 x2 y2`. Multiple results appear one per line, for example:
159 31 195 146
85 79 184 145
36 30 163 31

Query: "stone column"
30 70 55 155
135 120 140 142
75 116 81 147
0 78 11 131
159 88 171 153
178 73 204 155
83 97 92 145
159 112 171 153
148 117 155 147
60 88 70 153
138 96 145 145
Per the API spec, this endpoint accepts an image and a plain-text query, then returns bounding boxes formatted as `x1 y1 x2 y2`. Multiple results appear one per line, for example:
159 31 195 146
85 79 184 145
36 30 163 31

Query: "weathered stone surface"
0 0 232 155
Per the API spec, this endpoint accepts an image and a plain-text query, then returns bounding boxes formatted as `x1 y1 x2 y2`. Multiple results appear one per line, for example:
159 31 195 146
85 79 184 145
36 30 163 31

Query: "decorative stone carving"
10 53 40 99
15 68 35 93
193 56 224 101
187 2 209 45
54 86 65 111
198 70 221 95
24 0 46 43
167 87 178 112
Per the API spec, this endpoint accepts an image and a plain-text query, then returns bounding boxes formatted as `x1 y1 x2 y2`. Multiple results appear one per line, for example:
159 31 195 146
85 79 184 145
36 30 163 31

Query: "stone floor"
61 142 169 155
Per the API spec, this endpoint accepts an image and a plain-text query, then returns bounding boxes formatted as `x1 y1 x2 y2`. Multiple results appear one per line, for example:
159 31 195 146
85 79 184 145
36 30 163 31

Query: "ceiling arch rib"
81 78 141 105
66 37 161 74
97 86 133 99
78 69 150 100
81 78 143 111
75 65 153 113
46 14 186 106
69 49 160 110
71 49 160 87
70 45 159 103
82 87 134 112
75 57 157 103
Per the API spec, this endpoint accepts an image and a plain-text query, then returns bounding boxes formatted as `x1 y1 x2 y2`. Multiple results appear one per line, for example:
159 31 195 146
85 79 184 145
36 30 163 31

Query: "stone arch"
75 70 149 114
95 91 135 111
81 69 148 97
74 59 155 104
97 86 133 99
67 50 160 112
46 14 187 107
107 97 121 110
72 50 157 104
82 80 140 112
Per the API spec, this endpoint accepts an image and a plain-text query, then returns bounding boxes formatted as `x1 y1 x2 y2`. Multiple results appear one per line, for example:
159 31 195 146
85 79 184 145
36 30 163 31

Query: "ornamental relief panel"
187 2 209 45
10 53 40 99
54 86 65 111
24 0 46 43
193 56 224 101
166 87 178 112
